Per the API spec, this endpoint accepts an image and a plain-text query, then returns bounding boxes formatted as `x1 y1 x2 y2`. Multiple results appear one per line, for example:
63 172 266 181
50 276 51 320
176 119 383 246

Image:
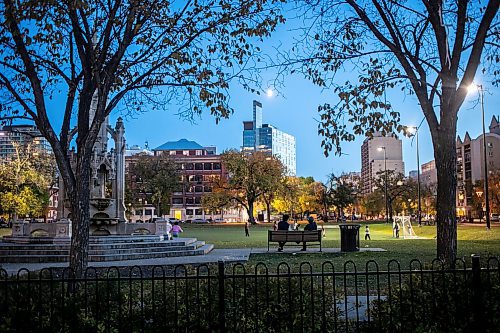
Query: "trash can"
339 224 361 252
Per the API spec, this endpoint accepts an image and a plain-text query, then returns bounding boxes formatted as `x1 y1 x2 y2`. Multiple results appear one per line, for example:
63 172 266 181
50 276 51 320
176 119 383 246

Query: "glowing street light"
266 88 274 98
407 126 422 227
468 83 490 229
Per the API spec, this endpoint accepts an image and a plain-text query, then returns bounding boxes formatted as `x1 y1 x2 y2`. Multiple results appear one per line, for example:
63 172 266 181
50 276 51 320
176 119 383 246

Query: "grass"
1 222 498 270
181 221 500 269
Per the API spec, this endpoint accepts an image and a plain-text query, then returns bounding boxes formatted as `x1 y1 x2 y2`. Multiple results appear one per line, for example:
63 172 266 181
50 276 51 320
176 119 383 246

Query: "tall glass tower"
242 100 296 175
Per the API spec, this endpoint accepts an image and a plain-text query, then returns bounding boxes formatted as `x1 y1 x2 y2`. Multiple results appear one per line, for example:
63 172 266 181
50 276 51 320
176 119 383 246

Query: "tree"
291 0 499 264
202 190 233 219
373 170 416 223
0 142 56 219
128 154 179 218
0 0 283 275
217 150 285 224
324 173 357 220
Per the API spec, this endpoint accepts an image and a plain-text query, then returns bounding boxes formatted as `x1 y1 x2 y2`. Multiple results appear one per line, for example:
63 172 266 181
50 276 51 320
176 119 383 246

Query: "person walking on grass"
172 222 183 238
365 225 371 241
245 221 250 237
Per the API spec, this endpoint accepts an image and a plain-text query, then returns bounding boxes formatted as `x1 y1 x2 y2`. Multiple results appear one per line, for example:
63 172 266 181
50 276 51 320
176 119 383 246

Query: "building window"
194 197 201 204
185 197 194 205
144 209 152 216
185 163 194 170
172 198 183 205
195 185 203 193
213 163 221 170
196 150 203 156
186 209 193 215
195 163 203 170
204 163 212 170
204 186 212 192
195 209 203 215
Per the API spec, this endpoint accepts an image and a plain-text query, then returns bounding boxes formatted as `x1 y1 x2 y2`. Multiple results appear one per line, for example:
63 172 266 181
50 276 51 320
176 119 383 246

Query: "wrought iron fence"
1 255 499 332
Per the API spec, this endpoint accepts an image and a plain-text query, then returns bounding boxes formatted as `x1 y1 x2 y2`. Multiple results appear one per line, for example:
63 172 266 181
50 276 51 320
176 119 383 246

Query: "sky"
15 3 500 183
117 73 499 183
112 4 500 183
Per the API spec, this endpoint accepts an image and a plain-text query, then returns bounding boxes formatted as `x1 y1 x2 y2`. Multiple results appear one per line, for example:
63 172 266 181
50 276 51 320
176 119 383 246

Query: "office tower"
242 100 297 176
360 132 405 195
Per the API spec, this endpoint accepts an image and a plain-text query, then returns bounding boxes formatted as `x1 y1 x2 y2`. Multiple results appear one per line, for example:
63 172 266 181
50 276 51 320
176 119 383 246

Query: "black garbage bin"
339 224 361 252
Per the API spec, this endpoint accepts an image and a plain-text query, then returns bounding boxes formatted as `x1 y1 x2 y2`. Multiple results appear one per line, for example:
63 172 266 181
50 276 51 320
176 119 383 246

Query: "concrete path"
1 247 386 275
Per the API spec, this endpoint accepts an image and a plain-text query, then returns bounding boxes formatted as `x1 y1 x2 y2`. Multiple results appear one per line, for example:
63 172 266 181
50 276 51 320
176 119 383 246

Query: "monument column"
115 117 127 222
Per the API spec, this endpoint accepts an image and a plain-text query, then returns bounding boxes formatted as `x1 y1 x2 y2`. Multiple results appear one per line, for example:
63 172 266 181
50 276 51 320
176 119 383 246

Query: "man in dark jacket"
277 214 290 251
302 216 318 251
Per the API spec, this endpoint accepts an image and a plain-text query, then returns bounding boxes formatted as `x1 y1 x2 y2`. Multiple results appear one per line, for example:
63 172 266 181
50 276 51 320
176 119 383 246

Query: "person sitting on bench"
277 214 290 251
302 216 317 251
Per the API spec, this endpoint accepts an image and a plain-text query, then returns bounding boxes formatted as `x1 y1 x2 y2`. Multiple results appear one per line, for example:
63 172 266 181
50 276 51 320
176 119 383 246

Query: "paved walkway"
1 247 386 275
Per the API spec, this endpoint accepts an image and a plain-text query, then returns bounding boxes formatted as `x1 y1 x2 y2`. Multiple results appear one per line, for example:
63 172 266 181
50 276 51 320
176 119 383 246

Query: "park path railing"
0 255 499 332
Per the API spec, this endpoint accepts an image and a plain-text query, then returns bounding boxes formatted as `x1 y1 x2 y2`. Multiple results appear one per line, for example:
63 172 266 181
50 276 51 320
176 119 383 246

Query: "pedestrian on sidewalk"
245 221 250 237
364 225 371 240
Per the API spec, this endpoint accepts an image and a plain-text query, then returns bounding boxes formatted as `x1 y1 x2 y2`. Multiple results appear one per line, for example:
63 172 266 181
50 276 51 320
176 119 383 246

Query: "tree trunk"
68 156 92 278
433 127 458 266
266 201 271 223
247 200 255 224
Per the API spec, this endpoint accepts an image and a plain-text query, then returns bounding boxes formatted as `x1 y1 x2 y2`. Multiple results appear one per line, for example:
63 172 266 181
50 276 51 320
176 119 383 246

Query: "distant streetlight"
377 146 388 223
468 83 490 229
266 88 274 98
408 126 422 227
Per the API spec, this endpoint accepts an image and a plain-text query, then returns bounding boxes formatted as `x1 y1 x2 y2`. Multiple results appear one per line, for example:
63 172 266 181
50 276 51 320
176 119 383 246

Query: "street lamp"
468 84 490 229
408 126 422 227
377 146 389 223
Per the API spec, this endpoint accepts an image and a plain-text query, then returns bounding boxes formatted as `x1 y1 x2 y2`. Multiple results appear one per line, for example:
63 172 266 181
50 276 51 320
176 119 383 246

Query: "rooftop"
153 139 204 151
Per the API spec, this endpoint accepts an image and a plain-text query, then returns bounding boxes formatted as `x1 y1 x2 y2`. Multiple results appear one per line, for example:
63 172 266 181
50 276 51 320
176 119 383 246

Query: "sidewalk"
1 247 385 275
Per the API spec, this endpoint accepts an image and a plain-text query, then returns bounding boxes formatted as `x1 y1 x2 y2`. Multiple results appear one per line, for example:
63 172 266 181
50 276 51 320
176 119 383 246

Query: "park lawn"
1 222 497 270
182 222 500 269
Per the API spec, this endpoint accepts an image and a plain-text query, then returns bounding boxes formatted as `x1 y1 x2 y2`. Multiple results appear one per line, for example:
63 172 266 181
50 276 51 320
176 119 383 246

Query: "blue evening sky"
39 7 500 183
118 74 498 183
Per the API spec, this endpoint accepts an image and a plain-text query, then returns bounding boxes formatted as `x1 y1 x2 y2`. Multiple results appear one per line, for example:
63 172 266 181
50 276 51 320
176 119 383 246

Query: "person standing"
394 223 400 238
364 225 371 240
302 216 317 251
273 221 278 231
245 221 250 237
277 214 290 251
165 220 173 240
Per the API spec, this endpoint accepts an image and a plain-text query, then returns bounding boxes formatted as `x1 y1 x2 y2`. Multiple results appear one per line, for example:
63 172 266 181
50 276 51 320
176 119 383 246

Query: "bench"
268 230 322 251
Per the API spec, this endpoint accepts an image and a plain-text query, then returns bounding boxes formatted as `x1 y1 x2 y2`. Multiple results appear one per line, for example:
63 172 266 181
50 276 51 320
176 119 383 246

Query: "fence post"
218 261 226 333
471 254 484 330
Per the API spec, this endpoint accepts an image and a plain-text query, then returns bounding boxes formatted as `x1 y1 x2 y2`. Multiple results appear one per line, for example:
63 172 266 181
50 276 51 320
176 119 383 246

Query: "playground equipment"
394 216 418 239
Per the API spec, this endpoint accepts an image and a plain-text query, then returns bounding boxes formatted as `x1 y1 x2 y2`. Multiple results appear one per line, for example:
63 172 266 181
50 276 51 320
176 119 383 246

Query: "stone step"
0 239 211 263
0 238 197 251
0 242 206 257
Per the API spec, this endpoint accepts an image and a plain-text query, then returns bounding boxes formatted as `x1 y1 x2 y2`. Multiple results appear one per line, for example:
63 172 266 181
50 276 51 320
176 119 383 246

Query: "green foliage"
218 150 286 222
368 271 500 333
0 143 55 217
128 154 179 216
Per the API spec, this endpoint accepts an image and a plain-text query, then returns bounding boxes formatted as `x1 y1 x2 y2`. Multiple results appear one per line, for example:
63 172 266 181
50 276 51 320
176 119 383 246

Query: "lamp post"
469 84 490 229
377 146 389 223
408 126 422 227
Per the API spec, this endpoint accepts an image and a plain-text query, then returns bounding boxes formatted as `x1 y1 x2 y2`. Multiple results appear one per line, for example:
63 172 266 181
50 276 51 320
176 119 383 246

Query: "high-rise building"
242 100 297 175
420 160 437 187
456 116 500 218
0 125 51 159
360 132 405 195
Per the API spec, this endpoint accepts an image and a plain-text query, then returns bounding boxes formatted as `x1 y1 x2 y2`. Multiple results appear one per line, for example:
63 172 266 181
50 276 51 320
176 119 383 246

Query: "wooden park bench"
267 230 322 251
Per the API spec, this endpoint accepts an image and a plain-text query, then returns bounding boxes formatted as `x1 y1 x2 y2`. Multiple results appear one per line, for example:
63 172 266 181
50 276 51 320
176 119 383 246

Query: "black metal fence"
1 256 499 332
